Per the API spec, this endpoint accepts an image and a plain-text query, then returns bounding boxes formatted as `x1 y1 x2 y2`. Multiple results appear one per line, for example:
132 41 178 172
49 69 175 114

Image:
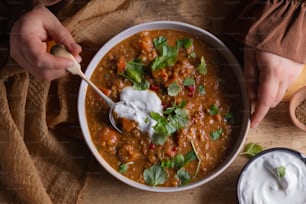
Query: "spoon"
50 44 122 133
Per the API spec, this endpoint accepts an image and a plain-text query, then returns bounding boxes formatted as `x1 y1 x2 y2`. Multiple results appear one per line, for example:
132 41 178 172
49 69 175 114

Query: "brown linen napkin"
0 60 90 204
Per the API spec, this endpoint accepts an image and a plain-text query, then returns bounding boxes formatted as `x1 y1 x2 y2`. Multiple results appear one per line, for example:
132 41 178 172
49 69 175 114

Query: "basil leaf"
240 143 263 158
198 56 207 75
183 78 195 86
176 168 191 186
168 82 182 96
210 129 223 140
143 165 168 186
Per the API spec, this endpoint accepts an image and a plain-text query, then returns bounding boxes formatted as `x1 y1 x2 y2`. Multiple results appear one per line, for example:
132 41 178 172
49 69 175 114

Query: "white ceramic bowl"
78 21 250 192
237 148 306 203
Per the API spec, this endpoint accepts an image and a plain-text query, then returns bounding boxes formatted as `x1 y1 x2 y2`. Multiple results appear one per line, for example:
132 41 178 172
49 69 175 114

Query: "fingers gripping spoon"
50 44 122 133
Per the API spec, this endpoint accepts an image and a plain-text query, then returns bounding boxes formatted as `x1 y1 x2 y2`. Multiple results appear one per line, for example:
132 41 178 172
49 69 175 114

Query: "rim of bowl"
78 20 250 192
236 147 306 202
289 86 306 132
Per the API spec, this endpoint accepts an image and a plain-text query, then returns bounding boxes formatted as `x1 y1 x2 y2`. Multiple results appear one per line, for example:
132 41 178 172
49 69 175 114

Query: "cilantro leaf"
209 104 219 115
176 38 193 49
151 37 178 70
198 56 207 75
276 166 286 178
167 82 182 96
143 165 168 186
153 36 167 48
121 60 149 90
224 111 235 125
184 150 196 164
119 162 134 174
176 168 191 186
173 154 185 169
198 85 205 95
150 102 189 145
210 129 223 140
240 143 263 158
183 78 195 86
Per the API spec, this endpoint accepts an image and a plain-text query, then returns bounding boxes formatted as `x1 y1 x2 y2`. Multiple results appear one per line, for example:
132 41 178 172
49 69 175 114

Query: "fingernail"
75 56 82 63
251 121 258 129
65 60 74 67
71 43 82 52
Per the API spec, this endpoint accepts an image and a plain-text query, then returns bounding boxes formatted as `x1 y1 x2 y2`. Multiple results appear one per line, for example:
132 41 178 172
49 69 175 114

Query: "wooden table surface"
66 1 306 203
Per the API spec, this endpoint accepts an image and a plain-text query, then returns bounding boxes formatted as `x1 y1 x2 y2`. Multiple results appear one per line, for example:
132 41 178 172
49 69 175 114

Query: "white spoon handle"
51 45 114 107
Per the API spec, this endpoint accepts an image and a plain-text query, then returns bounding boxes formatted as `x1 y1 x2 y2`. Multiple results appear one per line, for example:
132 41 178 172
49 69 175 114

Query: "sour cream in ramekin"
237 148 306 204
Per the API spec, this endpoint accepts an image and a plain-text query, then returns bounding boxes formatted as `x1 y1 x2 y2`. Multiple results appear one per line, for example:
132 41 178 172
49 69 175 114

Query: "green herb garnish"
121 60 149 90
184 150 197 165
224 111 235 124
143 164 168 186
151 37 178 70
183 78 195 86
161 154 184 169
240 143 263 158
276 166 286 178
198 56 207 75
188 51 196 58
209 104 219 115
119 162 134 174
151 101 189 145
153 36 167 48
161 151 196 169
176 38 193 49
144 117 150 124
198 85 205 95
167 82 182 96
210 129 223 140
176 168 191 186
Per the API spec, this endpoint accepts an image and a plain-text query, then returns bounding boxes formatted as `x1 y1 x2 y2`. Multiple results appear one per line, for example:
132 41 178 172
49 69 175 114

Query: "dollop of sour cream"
113 86 163 137
238 150 306 204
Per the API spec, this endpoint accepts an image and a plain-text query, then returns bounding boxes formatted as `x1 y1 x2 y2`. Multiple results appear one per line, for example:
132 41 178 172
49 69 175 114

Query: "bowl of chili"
78 21 250 192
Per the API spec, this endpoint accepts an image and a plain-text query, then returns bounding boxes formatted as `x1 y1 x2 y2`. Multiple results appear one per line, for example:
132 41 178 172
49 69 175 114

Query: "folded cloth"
0 60 90 203
230 0 306 64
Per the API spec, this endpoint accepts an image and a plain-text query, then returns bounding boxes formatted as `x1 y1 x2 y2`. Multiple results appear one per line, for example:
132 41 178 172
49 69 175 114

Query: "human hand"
244 47 303 128
10 5 82 81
